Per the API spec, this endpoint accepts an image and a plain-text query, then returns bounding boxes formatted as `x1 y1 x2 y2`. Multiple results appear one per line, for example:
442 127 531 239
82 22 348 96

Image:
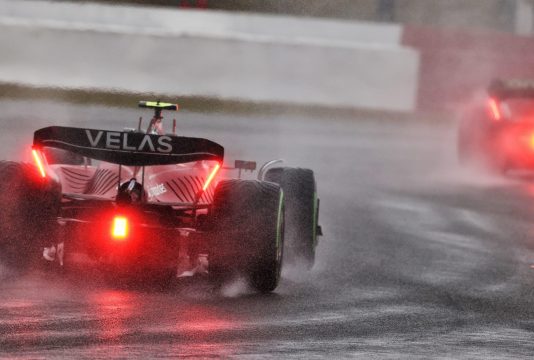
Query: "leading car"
0 101 321 292
458 79 534 173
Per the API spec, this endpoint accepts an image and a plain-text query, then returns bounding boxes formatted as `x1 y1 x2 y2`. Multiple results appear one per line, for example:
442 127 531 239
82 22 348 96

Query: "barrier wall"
0 0 419 112
402 25 534 112
0 0 403 45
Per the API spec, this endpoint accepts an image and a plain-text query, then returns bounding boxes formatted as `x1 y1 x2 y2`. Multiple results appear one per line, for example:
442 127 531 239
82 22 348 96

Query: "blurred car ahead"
458 79 534 173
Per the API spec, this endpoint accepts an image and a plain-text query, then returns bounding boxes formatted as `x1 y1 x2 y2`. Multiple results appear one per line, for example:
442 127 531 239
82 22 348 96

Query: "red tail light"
488 98 502 121
202 163 221 191
32 149 46 178
111 216 129 240
528 133 534 150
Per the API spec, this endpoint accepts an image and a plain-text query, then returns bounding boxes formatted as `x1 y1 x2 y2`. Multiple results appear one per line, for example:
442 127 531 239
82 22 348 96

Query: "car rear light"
528 133 534 150
111 216 129 240
488 98 502 121
202 163 221 191
31 149 47 178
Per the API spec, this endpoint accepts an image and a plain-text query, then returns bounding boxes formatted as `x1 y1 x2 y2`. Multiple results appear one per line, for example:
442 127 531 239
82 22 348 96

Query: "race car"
458 79 534 173
0 101 321 292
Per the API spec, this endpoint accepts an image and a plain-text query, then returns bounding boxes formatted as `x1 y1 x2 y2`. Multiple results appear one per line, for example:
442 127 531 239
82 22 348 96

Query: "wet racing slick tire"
0 161 60 269
209 179 284 293
264 167 318 270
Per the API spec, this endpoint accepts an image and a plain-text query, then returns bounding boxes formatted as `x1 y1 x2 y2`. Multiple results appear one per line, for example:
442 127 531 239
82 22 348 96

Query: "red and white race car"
0 101 321 292
458 79 534 173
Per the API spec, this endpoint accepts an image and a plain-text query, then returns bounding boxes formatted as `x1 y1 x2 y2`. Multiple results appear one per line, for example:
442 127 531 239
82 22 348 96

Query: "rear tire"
264 167 318 270
0 161 60 269
209 180 284 293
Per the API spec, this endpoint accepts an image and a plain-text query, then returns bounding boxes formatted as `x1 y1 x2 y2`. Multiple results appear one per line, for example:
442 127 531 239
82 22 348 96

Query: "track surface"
1 99 534 358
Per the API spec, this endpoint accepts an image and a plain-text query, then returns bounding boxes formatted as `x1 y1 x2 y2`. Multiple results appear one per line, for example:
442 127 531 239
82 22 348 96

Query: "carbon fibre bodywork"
32 125 225 272
52 162 218 205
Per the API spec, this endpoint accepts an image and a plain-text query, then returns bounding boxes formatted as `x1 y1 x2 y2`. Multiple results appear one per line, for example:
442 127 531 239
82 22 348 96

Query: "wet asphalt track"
2 99 534 358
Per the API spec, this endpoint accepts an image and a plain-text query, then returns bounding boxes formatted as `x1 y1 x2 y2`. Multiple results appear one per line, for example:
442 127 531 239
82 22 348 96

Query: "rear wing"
488 79 534 99
33 126 224 166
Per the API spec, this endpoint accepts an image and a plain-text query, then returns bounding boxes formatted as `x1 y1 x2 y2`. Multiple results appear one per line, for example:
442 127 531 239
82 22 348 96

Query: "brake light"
112 216 128 240
529 133 534 150
32 149 46 178
202 163 221 191
488 98 502 121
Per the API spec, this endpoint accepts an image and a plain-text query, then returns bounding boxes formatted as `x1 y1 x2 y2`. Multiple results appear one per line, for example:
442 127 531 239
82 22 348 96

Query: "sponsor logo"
148 183 167 197
85 130 173 153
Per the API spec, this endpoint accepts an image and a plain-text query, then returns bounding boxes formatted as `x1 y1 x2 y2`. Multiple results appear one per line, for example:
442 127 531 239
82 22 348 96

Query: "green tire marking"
276 190 284 259
312 191 318 247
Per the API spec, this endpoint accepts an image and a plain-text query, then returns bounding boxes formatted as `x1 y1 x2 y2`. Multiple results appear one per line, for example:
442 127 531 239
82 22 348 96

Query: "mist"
2 0 534 358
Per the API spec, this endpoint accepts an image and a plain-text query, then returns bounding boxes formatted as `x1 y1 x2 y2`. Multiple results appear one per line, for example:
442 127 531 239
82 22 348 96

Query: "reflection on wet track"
2 99 534 358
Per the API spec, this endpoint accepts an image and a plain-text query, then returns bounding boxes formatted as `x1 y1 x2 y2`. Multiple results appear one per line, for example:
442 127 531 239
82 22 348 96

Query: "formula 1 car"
0 101 321 292
458 79 534 173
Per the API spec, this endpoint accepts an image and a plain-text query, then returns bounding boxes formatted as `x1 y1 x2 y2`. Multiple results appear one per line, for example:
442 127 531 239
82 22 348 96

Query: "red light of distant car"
111 216 129 240
488 98 502 121
528 133 534 150
31 149 46 178
202 163 221 191
517 131 534 150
